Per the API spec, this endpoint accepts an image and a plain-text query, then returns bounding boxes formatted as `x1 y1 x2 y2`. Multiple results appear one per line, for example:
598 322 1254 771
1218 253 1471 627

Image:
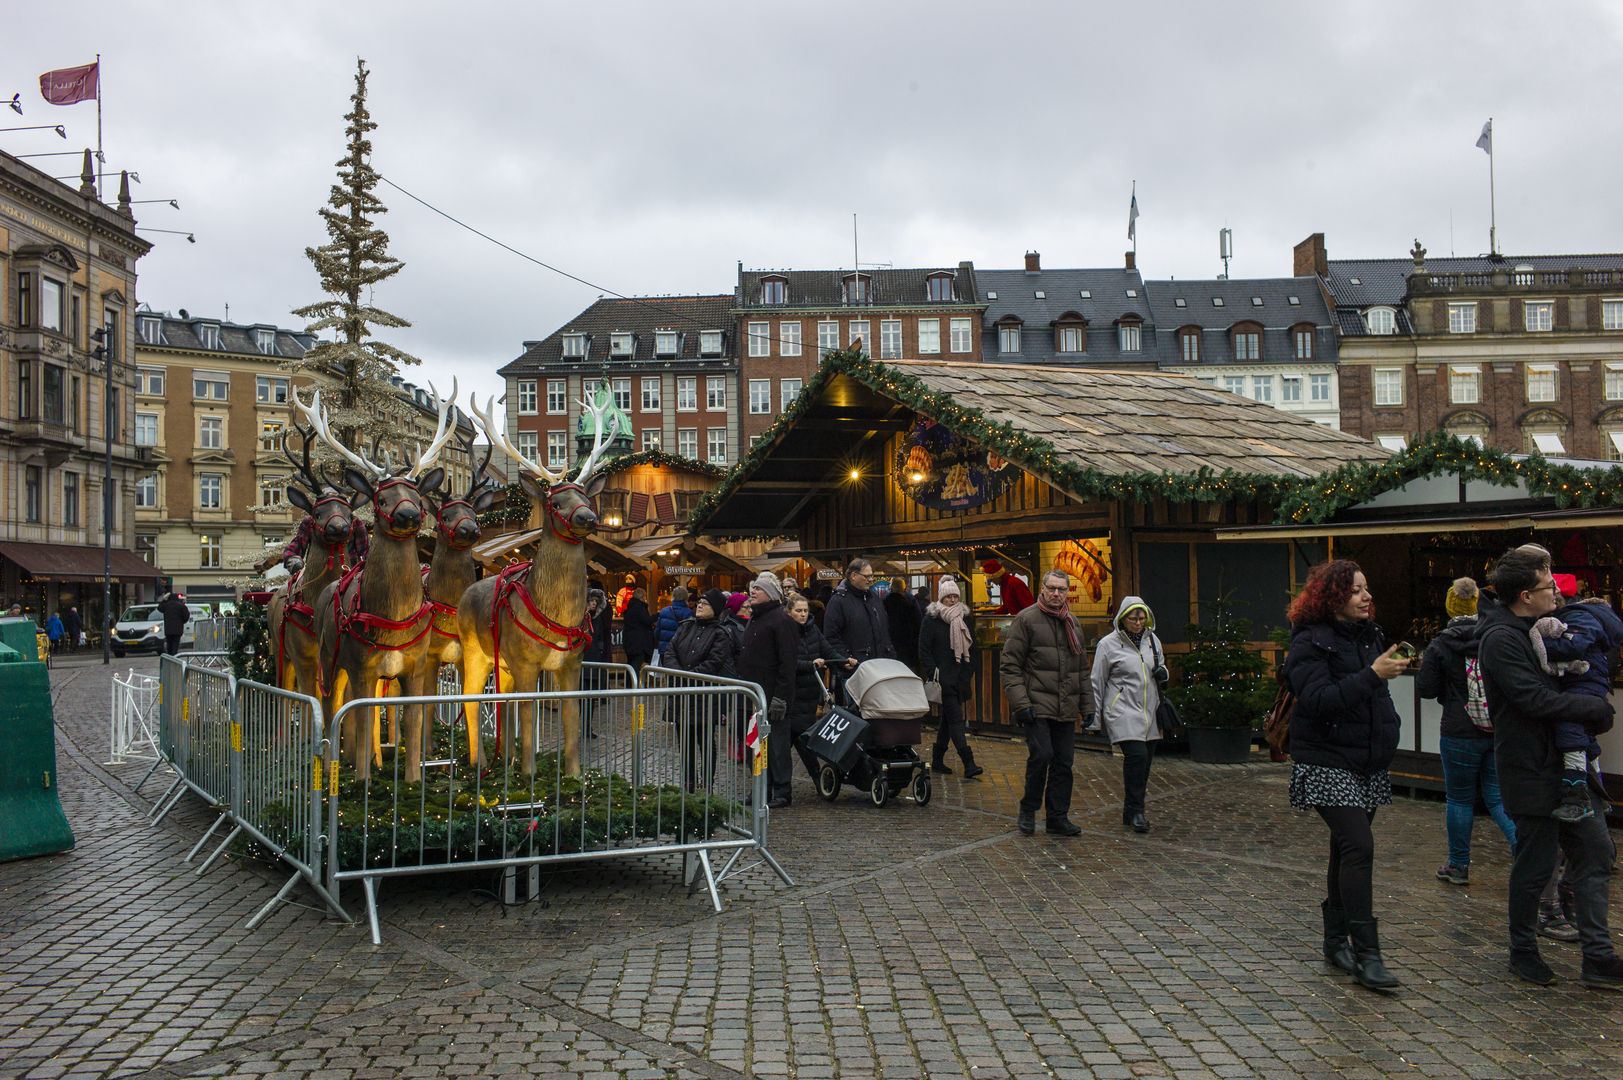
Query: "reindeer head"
430 404 495 550
471 391 621 543
297 383 454 541
281 421 361 549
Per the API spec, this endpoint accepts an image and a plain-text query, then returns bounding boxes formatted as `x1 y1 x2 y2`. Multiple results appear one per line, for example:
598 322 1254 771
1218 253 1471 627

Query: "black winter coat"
1477 602 1614 816
667 617 735 677
584 605 613 663
884 592 922 671
735 599 798 709
918 605 978 697
1416 615 1486 740
1284 619 1400 775
621 599 655 658
161 595 190 636
823 582 894 663
791 619 847 721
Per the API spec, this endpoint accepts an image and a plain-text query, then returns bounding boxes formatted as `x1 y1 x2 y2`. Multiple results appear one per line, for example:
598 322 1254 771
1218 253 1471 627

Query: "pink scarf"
939 601 973 663
1037 590 1083 655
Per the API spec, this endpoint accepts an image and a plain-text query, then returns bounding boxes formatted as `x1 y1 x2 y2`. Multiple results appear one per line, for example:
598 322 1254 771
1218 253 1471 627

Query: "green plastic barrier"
0 616 39 658
0 660 75 860
0 642 20 663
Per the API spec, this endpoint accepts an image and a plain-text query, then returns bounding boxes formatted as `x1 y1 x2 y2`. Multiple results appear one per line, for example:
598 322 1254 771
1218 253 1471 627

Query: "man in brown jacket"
1000 569 1091 836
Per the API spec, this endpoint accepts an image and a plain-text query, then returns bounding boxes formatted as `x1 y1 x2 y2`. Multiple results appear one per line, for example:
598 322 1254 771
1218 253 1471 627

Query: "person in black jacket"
667 591 737 792
786 593 855 781
918 577 982 779
621 588 655 672
1283 560 1409 992
160 593 191 655
1477 546 1623 990
883 576 922 673
1417 577 1517 888
734 573 799 808
823 558 894 665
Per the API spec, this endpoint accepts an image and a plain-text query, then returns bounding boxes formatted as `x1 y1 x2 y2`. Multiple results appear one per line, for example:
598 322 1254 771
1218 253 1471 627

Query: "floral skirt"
1289 763 1392 812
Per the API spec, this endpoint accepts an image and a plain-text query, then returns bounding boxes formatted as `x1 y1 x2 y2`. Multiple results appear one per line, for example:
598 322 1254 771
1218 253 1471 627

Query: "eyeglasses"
1530 582 1561 595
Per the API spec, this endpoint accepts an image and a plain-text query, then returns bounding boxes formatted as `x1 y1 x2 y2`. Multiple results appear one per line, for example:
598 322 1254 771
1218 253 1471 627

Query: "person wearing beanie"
736 573 800 808
824 558 895 664
919 576 982 779
1445 577 1479 619
654 585 694 661
751 571 784 604
981 559 1036 615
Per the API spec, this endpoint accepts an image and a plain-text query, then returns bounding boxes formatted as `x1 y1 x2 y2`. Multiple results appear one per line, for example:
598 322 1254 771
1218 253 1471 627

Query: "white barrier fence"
108 669 160 765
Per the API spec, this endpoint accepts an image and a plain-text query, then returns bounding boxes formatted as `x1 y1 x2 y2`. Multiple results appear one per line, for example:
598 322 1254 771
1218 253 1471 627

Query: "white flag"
1127 184 1139 242
1476 119 1492 155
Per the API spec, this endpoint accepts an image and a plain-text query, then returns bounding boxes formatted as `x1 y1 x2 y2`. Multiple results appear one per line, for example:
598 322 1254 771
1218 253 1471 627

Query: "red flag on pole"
39 62 99 106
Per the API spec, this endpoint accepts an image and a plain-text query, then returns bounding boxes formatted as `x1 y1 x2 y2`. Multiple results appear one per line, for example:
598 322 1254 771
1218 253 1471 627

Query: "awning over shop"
470 528 642 572
1215 508 1623 541
0 540 164 580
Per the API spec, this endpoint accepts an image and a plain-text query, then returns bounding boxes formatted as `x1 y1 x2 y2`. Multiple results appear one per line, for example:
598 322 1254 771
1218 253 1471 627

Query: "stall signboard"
662 565 706 576
1039 537 1113 618
895 420 1021 511
816 569 842 581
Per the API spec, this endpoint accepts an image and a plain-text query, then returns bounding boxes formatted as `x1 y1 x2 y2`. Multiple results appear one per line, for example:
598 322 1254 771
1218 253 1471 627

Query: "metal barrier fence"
191 618 238 653
108 669 160 765
325 663 793 944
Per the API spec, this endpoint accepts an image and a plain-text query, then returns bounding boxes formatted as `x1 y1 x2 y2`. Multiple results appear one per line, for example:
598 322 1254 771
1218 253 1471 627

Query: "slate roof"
1325 254 1623 307
976 267 1153 366
1144 276 1337 366
138 311 314 359
499 294 736 376
736 264 978 309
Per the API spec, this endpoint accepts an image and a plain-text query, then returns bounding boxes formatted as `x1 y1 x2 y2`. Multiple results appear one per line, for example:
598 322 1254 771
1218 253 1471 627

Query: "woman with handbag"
919 577 984 779
1091 596 1169 833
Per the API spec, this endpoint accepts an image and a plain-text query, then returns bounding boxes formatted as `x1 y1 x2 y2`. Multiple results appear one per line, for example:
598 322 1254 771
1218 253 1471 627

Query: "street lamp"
7 94 22 115
0 123 66 137
127 199 180 210
134 227 195 243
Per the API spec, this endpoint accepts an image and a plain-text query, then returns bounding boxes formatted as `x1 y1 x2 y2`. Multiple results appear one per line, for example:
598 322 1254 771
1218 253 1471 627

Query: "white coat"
1090 596 1164 743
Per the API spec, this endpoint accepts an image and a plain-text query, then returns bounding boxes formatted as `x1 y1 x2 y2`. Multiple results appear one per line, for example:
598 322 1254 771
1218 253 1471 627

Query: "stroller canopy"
845 659 929 719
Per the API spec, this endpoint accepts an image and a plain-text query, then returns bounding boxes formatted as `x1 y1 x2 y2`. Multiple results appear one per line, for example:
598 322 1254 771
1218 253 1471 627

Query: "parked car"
111 602 210 657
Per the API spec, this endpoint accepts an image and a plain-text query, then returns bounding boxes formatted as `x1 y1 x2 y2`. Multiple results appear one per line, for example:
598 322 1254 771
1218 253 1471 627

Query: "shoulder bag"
1150 636 1185 740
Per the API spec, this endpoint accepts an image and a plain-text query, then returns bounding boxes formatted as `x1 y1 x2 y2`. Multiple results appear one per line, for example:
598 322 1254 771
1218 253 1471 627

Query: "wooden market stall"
688 353 1390 734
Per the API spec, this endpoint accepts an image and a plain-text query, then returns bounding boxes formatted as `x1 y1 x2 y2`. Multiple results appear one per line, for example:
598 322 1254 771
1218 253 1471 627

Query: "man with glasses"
824 558 895 667
1001 569 1090 837
1479 546 1623 989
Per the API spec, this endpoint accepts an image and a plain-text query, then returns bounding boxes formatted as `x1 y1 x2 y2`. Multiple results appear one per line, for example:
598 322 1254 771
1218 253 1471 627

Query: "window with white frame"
880 319 902 359
1528 430 1566 456
611 378 632 412
1180 331 1200 362
842 275 869 305
1449 366 1481 404
1524 301 1553 332
517 379 538 414
950 317 973 354
749 379 772 414
1251 375 1273 402
193 371 229 400
677 428 698 458
1365 307 1396 335
199 473 223 509
1526 364 1557 402
655 331 678 357
1233 331 1260 360
1281 376 1302 403
516 431 539 463
1058 325 1084 353
255 375 289 404
199 533 222 569
1223 375 1246 395
1448 303 1477 334
699 330 722 357
259 474 287 509
137 366 166 396
255 328 277 355
1607 430 1623 461
197 323 221 350
138 316 164 345
259 420 284 453
998 324 1021 354
918 318 940 355
780 320 802 357
1606 364 1623 401
781 377 802 408
1295 329 1314 358
610 333 634 357
1119 323 1142 352
707 428 727 465
1604 299 1623 331
562 333 586 358
1373 368 1403 406
136 474 159 509
199 416 223 449
748 321 771 357
849 320 870 354
642 429 661 451
677 376 697 411
546 431 567 468
641 377 661 412
761 277 787 305
545 378 566 414
706 376 726 410
1310 373 1332 402
818 320 839 359
926 273 954 302
135 412 158 446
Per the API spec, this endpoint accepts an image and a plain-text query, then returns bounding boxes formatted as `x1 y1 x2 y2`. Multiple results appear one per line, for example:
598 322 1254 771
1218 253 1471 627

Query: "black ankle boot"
931 756 953 775
1347 918 1400 991
1321 900 1355 974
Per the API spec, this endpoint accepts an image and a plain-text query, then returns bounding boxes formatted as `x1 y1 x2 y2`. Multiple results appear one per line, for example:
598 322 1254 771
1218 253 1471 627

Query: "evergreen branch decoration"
229 599 272 683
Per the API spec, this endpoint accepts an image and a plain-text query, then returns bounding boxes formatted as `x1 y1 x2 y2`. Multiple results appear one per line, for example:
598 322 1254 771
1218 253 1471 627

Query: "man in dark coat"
160 592 191 655
734 573 799 808
883 576 922 674
62 606 83 652
654 586 694 660
823 558 894 665
1478 547 1623 990
621 588 656 671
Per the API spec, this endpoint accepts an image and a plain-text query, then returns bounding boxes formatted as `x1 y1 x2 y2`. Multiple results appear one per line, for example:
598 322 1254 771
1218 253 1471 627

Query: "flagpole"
95 53 103 199
1486 116 1497 256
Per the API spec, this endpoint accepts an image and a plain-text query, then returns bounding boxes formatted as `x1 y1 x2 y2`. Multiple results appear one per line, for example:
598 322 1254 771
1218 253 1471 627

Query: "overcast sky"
8 1 1622 409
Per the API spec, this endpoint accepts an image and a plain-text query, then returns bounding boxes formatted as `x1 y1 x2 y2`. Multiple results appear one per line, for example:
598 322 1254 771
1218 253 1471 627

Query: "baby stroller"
800 658 932 806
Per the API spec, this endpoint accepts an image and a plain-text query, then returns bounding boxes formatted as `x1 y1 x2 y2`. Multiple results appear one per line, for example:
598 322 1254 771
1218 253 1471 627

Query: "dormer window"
1117 315 1143 353
610 333 634 357
842 274 871 305
1179 327 1201 362
1231 322 1262 361
655 330 678 357
562 333 586 358
1054 313 1087 354
926 273 954 302
1365 307 1396 335
255 328 277 355
996 316 1022 355
138 315 164 345
699 330 723 357
761 276 787 305
197 322 221 349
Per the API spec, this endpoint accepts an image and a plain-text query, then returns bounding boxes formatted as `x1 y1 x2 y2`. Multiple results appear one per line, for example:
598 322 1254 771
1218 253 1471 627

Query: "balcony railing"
1415 268 1623 294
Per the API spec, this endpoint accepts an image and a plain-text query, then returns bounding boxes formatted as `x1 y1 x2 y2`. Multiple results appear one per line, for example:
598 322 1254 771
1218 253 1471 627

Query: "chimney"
1024 251 1041 273
1124 251 1136 271
1293 233 1328 278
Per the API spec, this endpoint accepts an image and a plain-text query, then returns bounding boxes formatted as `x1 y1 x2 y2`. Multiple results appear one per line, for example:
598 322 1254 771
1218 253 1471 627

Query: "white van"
111 601 211 657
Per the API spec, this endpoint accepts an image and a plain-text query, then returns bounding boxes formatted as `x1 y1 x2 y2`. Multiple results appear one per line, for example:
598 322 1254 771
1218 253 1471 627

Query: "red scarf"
1037 590 1083 655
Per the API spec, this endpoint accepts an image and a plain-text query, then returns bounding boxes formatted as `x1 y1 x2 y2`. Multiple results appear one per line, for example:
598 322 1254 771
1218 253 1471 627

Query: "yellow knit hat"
1445 577 1479 618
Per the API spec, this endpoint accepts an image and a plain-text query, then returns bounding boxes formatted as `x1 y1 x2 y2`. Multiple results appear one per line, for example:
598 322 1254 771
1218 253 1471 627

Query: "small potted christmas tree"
1169 595 1275 763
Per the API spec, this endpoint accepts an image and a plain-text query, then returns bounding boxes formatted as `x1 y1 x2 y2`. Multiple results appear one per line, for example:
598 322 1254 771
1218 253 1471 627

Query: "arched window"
1178 326 1202 363
1230 321 1263 361
1364 306 1397 335
1117 314 1143 353
925 272 955 302
996 315 1022 356
1053 312 1087 354
760 275 788 305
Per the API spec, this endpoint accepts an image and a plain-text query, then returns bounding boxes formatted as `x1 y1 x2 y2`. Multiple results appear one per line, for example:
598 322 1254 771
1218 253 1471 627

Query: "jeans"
1119 739 1155 818
931 689 974 766
1020 718 1075 822
1509 790 1618 962
1316 805 1377 921
1438 734 1517 868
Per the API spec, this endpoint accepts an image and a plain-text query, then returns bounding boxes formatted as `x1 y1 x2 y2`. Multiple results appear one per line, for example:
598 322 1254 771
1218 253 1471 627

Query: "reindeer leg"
461 650 493 768
399 671 425 785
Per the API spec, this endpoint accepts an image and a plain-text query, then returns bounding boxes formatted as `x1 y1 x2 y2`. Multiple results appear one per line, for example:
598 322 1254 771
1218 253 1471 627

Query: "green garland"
229 599 272 683
478 451 726 529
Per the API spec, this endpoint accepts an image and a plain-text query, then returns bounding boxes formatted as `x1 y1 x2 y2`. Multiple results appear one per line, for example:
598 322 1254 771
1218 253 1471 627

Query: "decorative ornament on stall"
895 419 1021 510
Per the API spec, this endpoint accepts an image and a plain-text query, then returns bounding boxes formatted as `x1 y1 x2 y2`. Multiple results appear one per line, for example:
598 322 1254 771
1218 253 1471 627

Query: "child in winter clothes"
1529 573 1623 821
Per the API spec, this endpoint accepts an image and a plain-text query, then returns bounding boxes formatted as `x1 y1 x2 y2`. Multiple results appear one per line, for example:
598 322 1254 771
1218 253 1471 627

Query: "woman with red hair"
1284 559 1410 992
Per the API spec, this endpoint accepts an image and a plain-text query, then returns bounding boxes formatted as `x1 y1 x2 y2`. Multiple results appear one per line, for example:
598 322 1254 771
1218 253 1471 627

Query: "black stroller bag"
801 705 869 773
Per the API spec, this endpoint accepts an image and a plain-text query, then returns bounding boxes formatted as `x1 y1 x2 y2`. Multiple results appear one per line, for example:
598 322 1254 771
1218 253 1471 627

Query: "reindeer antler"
454 401 494 499
408 377 457 479
470 393 562 485
296 388 389 480
574 389 621 488
280 420 327 495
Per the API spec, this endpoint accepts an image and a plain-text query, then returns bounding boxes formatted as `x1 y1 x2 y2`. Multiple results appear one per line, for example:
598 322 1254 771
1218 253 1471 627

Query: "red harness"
543 483 590 545
328 559 434 678
487 559 593 759
273 499 355 680
422 566 460 640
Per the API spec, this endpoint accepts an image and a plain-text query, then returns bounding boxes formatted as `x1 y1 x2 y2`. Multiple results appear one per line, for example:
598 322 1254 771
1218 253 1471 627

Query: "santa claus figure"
981 559 1035 614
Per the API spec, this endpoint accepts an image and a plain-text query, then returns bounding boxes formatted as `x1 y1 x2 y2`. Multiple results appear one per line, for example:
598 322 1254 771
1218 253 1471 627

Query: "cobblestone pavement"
2 656 1620 1078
